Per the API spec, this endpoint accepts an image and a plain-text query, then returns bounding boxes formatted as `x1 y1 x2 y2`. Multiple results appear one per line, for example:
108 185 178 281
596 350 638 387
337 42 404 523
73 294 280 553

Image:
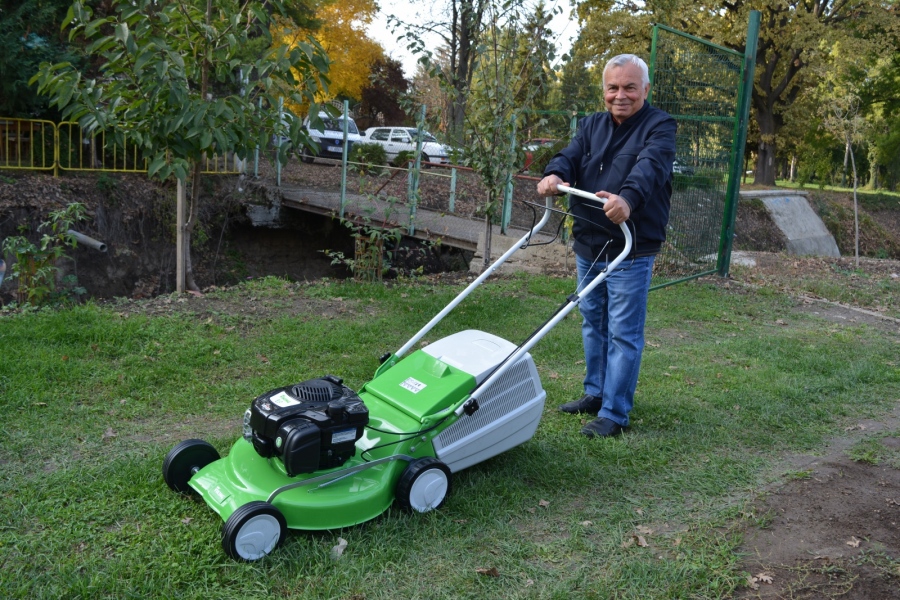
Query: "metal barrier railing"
57 122 147 173
0 117 243 176
0 118 56 172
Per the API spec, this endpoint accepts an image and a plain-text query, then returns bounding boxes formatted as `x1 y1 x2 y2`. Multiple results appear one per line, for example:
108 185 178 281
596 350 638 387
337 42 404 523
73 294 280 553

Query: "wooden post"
176 177 186 293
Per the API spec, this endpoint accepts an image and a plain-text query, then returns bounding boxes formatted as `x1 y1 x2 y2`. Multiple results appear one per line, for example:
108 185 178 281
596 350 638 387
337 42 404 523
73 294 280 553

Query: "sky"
365 0 579 77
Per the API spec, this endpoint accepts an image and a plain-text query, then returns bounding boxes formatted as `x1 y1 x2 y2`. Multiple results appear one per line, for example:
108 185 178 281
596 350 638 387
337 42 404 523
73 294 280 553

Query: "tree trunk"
842 139 850 188
176 178 186 293
848 134 859 267
753 106 777 186
183 162 203 293
446 0 482 145
482 212 492 269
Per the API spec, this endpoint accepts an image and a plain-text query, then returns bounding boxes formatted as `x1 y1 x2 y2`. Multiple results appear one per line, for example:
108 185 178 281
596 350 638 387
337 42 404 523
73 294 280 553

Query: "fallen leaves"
748 572 774 590
846 536 861 548
622 533 650 548
475 567 499 577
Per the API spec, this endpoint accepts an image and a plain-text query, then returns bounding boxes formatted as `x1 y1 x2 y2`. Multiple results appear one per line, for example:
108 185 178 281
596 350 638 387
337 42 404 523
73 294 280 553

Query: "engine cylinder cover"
247 375 368 475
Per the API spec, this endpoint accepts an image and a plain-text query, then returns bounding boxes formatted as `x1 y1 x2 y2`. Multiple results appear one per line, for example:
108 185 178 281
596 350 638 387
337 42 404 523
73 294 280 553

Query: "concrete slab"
740 190 840 257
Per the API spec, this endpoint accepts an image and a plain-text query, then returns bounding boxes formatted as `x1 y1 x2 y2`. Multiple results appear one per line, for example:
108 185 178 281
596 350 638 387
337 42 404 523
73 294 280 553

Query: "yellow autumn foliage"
273 0 384 113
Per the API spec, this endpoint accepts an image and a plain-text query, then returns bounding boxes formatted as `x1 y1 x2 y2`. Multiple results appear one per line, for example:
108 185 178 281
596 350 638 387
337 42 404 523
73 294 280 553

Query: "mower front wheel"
396 457 452 513
162 439 220 495
222 501 287 561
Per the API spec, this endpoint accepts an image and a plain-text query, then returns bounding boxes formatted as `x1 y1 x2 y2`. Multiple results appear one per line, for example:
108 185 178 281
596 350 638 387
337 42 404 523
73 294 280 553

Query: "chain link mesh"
650 27 745 284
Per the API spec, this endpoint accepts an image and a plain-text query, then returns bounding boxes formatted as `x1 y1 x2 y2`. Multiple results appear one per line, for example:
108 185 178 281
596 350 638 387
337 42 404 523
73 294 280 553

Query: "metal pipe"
67 230 107 253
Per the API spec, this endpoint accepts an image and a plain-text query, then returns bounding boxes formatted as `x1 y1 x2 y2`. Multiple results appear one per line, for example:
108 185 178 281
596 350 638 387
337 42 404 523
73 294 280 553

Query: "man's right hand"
537 174 568 196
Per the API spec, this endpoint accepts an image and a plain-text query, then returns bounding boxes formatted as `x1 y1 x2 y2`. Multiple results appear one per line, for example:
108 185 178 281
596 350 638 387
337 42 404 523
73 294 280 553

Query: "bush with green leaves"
321 195 404 281
392 149 414 167
350 142 387 175
675 167 727 191
529 140 567 174
1 202 86 305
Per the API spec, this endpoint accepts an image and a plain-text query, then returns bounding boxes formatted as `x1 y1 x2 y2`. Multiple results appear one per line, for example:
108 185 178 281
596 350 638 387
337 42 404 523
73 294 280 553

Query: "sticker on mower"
269 391 300 407
400 377 427 393
331 428 357 444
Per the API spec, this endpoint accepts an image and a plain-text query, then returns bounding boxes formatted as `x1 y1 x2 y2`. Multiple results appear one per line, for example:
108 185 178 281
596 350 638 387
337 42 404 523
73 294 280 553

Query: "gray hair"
602 54 650 88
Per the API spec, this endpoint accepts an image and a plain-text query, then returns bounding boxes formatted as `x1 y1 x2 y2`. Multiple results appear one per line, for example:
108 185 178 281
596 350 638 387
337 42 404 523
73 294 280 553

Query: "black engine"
244 375 369 476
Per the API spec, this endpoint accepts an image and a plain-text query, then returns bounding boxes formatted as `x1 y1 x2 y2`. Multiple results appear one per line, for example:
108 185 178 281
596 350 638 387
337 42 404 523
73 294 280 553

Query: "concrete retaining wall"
739 190 840 257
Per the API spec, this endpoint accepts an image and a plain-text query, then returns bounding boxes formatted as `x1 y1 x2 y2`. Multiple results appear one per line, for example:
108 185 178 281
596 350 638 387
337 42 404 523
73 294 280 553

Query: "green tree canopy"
573 0 900 185
0 0 83 117
31 0 329 291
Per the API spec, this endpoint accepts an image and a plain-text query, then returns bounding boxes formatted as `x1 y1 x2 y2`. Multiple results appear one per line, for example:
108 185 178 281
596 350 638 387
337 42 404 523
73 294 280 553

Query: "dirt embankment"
1 165 898 302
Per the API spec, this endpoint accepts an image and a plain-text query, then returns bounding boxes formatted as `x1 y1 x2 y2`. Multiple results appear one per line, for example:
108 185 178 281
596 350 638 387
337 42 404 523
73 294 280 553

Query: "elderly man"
537 54 677 438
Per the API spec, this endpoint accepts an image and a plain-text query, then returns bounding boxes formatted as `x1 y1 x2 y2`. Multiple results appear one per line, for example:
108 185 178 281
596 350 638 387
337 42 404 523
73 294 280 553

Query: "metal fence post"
254 98 261 179
276 98 283 187
449 168 457 213
501 115 517 234
407 104 426 235
340 100 349 218
718 10 760 277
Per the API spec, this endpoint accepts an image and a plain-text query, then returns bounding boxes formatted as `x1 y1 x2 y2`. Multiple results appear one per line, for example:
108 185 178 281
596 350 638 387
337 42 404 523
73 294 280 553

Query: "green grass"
1 275 898 599
742 178 900 200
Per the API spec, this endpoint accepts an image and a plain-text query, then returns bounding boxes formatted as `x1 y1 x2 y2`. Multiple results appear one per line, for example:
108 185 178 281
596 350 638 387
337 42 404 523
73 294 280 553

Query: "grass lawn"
1 274 898 599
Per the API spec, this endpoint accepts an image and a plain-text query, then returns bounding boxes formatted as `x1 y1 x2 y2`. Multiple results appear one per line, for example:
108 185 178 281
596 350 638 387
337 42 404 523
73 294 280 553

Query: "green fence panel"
649 24 747 286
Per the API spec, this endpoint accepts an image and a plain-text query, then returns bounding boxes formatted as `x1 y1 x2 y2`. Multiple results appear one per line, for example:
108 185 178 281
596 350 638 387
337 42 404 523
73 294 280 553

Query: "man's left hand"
595 191 631 225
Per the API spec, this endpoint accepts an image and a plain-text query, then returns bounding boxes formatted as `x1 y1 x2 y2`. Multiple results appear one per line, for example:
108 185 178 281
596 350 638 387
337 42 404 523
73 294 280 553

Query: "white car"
300 112 363 163
363 127 451 165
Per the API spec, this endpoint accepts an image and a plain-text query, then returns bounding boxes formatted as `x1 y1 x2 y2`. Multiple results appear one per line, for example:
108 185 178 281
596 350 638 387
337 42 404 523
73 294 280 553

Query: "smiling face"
603 63 650 124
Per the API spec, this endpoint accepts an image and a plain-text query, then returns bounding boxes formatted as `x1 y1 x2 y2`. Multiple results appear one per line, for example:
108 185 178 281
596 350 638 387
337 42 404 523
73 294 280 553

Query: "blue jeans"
575 254 655 427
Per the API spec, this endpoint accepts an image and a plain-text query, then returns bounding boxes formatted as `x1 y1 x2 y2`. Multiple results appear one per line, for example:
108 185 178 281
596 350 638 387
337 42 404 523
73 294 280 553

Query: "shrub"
1 202 87 305
530 140 567 174
350 143 386 175
392 150 414 168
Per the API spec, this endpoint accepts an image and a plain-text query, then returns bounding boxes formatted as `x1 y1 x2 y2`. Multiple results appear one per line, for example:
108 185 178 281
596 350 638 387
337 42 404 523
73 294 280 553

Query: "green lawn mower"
162 186 632 561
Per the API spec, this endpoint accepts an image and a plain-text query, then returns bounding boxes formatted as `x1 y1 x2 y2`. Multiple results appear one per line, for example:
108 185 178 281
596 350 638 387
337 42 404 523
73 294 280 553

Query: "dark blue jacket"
544 102 677 258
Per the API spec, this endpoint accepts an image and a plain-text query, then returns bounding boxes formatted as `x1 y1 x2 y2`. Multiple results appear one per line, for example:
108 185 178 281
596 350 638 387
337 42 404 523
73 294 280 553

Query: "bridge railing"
0 117 243 176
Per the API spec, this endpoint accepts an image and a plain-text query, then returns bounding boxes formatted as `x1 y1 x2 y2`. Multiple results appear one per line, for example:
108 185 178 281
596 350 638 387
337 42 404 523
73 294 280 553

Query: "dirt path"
734 407 900 599
726 254 900 598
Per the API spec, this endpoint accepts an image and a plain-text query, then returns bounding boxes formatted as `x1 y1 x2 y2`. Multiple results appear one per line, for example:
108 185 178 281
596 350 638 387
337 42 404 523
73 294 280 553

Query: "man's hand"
596 191 631 225
537 174 568 196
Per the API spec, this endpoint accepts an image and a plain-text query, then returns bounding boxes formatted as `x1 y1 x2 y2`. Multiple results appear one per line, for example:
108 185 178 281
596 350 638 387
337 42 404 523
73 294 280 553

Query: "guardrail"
0 118 56 172
0 117 243 176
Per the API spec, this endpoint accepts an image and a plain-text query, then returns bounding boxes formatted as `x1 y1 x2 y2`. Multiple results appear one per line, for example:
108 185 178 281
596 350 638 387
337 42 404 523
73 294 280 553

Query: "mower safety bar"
389 196 555 362
455 185 633 417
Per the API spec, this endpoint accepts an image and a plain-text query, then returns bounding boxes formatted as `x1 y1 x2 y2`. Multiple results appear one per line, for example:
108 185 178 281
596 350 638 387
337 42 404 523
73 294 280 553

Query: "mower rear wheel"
396 457 452 513
222 501 287 561
162 439 220 494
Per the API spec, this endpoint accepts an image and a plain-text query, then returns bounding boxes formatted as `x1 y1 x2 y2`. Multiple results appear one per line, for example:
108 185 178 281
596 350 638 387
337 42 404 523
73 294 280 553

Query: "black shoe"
581 417 626 438
558 394 603 415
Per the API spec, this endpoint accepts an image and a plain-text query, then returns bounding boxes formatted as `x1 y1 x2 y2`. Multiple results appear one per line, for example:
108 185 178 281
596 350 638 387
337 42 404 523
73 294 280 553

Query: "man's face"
603 63 650 124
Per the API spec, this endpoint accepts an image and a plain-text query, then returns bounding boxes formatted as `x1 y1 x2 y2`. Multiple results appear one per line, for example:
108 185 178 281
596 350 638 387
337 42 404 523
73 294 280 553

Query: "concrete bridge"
246 184 569 274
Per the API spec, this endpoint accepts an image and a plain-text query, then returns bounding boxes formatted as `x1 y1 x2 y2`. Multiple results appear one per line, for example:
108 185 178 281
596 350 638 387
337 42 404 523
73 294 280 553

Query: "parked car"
523 138 561 170
673 160 695 175
299 112 363 163
363 127 451 166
